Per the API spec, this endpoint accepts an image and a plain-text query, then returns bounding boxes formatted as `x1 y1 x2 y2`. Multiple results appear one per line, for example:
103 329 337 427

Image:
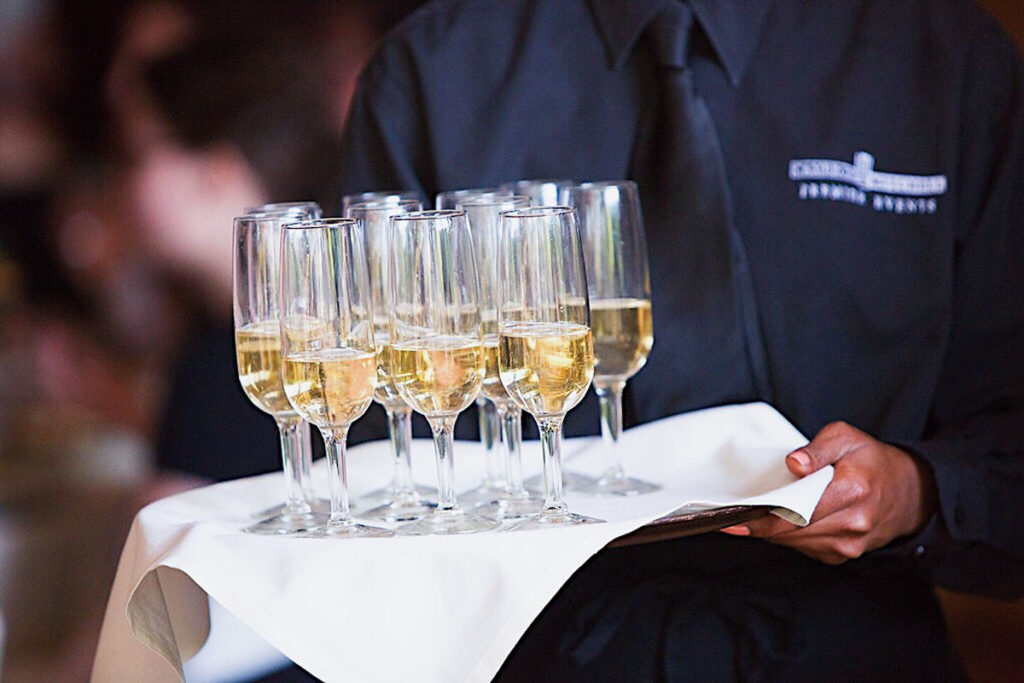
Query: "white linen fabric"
91 402 832 682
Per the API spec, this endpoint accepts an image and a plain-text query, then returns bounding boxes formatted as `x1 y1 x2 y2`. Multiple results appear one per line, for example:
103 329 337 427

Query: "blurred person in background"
125 1 424 489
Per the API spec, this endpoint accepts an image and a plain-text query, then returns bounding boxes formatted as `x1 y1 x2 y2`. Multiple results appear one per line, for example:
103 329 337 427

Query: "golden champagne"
480 336 511 407
590 298 653 382
499 322 594 417
373 330 407 409
235 322 296 417
283 347 377 428
390 336 484 416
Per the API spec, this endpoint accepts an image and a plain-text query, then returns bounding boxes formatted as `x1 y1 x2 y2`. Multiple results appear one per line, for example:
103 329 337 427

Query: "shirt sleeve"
892 14 1024 598
337 40 434 203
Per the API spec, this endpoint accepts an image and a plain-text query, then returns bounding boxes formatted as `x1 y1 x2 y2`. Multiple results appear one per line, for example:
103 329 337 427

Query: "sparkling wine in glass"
342 190 421 214
460 194 545 519
435 187 518 495
571 181 659 495
346 199 437 522
234 212 327 534
498 206 603 529
498 179 573 207
389 210 500 535
243 202 325 516
280 217 392 538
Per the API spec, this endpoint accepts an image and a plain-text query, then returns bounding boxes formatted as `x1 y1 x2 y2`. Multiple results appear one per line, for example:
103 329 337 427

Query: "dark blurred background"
0 1 1020 681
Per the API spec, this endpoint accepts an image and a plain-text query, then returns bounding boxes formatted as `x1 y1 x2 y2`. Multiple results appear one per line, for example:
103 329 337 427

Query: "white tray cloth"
91 402 832 683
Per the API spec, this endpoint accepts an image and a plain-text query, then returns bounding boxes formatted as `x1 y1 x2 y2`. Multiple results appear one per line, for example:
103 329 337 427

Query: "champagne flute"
435 187 511 493
460 194 544 519
342 190 421 213
389 210 499 535
435 187 501 209
244 202 325 516
498 179 573 206
246 201 322 217
498 206 602 529
571 181 659 495
234 213 326 534
280 218 392 538
346 199 437 522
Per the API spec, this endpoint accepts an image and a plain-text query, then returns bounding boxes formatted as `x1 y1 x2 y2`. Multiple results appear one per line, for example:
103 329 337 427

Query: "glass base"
586 473 662 496
396 508 501 535
301 520 394 539
475 493 544 520
523 470 597 495
459 482 510 506
505 509 603 531
359 484 436 508
252 497 332 519
243 509 328 535
361 497 437 523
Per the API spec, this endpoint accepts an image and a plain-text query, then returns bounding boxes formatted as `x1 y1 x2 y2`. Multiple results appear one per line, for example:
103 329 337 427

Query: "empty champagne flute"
498 206 602 529
460 194 544 519
572 181 659 495
244 202 325 516
280 218 392 538
234 212 326 534
498 179 573 206
347 199 437 522
389 210 499 535
342 190 421 213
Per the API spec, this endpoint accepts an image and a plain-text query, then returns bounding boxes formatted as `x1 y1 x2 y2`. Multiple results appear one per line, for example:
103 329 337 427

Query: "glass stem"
595 381 626 481
479 398 502 487
538 417 568 516
501 405 527 497
431 417 459 513
321 427 353 527
298 421 315 502
277 417 311 515
388 407 417 498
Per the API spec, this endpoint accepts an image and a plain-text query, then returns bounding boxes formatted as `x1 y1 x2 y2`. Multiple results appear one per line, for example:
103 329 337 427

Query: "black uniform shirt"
339 0 1024 596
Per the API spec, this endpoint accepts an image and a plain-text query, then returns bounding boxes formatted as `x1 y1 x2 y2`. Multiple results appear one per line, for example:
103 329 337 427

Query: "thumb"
785 447 821 476
785 422 854 476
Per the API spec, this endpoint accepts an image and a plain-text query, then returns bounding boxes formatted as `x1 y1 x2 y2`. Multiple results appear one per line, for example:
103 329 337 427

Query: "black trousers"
497 534 964 682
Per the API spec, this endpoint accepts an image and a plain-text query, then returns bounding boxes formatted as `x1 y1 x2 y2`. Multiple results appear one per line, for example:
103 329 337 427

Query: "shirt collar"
588 0 774 86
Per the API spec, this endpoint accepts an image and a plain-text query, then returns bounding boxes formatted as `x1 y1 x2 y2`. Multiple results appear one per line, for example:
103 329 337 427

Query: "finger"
723 479 849 539
720 519 853 564
733 514 799 538
786 421 866 476
740 479 861 539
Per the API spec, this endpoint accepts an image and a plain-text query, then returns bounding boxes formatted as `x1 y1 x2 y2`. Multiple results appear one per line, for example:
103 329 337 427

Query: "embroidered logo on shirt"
789 151 947 215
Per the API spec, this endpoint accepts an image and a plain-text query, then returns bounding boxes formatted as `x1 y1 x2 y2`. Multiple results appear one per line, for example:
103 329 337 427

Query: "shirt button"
915 545 926 558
